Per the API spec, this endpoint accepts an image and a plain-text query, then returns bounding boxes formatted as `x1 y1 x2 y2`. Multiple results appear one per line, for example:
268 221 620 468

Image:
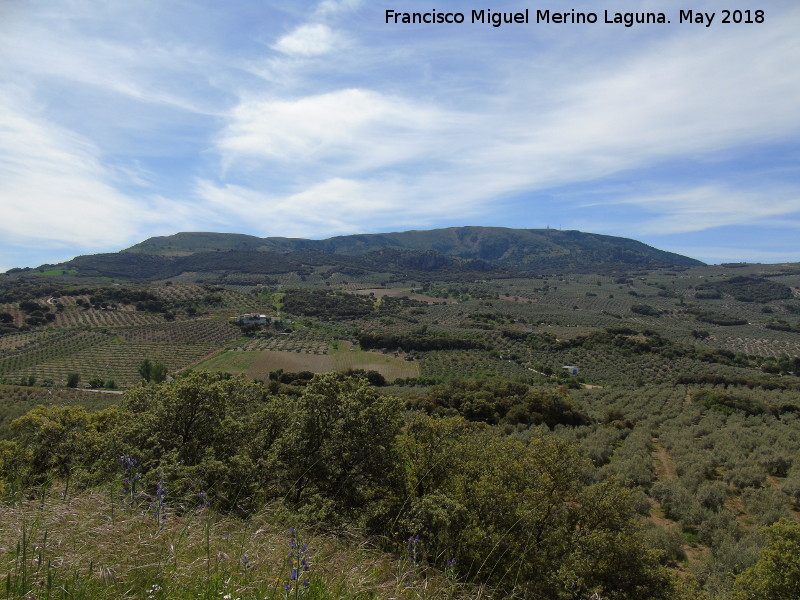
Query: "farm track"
649 435 709 568
651 438 678 482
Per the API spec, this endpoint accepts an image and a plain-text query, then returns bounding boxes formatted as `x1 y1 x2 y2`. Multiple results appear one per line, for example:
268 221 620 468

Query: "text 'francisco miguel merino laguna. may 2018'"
384 8 765 28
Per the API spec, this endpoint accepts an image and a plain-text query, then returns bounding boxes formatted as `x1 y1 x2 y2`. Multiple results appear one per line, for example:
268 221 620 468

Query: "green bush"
1 372 680 598
733 520 800 599
397 413 674 599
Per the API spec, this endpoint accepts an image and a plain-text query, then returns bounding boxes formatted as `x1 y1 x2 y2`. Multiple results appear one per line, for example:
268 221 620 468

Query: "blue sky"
1 0 799 271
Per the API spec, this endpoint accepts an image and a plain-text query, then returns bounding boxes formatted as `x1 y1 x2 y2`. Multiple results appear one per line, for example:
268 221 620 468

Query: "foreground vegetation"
0 373 673 599
2 371 800 599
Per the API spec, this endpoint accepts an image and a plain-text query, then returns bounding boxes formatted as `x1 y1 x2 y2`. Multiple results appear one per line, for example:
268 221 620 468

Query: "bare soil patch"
353 288 454 304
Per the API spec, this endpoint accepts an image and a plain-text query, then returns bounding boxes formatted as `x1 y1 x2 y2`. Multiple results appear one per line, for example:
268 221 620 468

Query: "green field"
191 350 262 374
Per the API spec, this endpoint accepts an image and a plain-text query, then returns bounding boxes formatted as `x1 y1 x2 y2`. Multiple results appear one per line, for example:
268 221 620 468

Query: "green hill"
122 232 269 255
111 226 702 280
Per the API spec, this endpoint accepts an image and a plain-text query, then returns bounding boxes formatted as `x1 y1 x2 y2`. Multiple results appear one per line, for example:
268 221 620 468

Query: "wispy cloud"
218 88 448 173
195 173 486 239
273 24 346 57
0 7 221 115
0 89 191 249
314 0 364 17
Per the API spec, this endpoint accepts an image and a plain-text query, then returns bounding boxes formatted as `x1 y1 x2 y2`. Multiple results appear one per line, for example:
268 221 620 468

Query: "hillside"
59 247 500 282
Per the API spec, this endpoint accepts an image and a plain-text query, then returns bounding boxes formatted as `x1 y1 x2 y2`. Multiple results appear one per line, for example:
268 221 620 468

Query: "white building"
233 313 267 325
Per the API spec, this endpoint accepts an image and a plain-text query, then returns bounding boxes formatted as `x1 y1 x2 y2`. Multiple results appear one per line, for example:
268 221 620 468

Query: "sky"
1 0 799 271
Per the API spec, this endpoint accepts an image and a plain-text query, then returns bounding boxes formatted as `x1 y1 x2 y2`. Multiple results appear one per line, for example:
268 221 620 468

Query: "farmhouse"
232 313 267 325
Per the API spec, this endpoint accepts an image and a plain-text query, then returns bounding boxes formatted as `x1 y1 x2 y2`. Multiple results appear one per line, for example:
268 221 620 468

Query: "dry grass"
0 488 479 600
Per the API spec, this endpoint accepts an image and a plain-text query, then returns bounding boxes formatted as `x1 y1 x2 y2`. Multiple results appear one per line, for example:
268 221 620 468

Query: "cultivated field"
196 342 420 381
353 287 456 304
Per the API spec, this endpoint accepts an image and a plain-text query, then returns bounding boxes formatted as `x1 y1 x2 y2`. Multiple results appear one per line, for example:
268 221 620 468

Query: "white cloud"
196 179 379 237
213 9 800 239
0 12 218 115
219 88 448 172
0 90 173 248
223 11 800 217
315 0 363 17
2 0 799 264
195 172 489 239
273 24 344 57
465 12 800 191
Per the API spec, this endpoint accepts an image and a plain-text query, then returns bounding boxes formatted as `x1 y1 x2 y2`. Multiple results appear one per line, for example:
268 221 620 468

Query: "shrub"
397 414 674 599
733 520 800 599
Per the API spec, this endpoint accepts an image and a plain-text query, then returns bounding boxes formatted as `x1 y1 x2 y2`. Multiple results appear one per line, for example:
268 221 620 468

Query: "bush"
697 481 728 512
397 414 674 599
644 526 687 564
733 520 800 599
0 372 679 599
275 373 404 520
631 304 661 316
7 404 121 487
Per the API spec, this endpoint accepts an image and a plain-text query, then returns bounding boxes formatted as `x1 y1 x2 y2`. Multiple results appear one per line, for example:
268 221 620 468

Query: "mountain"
26 227 701 282
123 227 702 268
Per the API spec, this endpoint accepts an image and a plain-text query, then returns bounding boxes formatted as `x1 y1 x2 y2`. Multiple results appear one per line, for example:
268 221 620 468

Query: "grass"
6 266 800 389
0 487 478 600
15 342 218 388
192 351 262 375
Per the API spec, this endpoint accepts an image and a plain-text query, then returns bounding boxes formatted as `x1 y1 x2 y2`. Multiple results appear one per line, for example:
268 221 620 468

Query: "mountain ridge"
122 226 703 269
11 226 703 281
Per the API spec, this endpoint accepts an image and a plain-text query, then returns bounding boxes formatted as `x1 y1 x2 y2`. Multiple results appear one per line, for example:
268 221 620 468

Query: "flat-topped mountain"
120 226 702 271
11 227 701 281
